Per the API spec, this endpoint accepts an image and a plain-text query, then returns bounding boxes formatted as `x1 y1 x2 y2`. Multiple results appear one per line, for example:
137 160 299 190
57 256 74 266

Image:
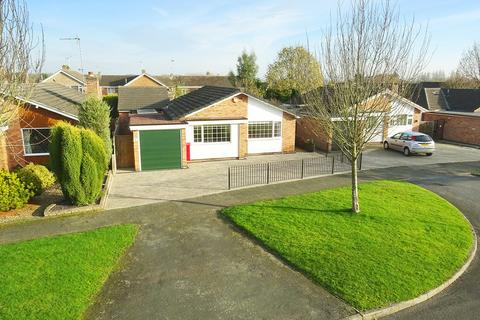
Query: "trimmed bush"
0 170 33 211
79 97 112 166
49 122 108 205
16 163 55 196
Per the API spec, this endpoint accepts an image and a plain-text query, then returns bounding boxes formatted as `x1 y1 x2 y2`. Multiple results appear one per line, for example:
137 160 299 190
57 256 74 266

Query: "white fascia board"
129 124 188 131
15 96 79 121
186 119 247 125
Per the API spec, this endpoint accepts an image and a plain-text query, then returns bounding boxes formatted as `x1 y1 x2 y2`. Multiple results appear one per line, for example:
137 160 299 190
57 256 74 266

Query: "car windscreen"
414 135 432 142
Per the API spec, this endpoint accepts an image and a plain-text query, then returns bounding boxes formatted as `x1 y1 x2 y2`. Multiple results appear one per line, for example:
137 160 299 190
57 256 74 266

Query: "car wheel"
383 142 389 150
403 147 410 156
426 153 433 156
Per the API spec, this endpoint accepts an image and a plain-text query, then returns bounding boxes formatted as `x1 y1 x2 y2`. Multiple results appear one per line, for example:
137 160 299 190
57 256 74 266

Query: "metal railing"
228 153 362 190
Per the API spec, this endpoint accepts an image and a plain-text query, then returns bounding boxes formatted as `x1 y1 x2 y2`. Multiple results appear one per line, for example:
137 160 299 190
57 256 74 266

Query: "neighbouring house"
99 73 170 95
0 82 85 170
295 89 427 152
114 86 298 171
41 65 85 92
416 88 480 145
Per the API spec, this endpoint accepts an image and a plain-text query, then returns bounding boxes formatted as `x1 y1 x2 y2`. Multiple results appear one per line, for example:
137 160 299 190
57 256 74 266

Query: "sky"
28 0 480 78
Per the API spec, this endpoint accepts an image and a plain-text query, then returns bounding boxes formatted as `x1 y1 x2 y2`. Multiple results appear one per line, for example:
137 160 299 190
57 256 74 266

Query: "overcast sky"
29 0 480 77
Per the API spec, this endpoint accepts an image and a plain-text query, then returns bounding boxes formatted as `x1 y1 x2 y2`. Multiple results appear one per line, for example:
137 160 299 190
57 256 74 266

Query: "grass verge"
472 169 480 176
0 224 138 319
221 181 473 310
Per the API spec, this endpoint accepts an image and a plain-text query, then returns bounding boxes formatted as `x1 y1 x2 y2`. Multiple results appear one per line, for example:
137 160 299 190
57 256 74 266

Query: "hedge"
49 122 108 205
16 163 55 196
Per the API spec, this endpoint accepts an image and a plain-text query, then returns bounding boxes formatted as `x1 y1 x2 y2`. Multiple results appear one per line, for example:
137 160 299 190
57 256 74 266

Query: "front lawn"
472 169 480 176
222 181 474 310
0 224 138 320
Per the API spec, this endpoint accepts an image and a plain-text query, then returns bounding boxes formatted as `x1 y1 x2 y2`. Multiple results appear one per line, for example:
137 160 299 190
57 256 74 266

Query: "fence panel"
228 153 362 190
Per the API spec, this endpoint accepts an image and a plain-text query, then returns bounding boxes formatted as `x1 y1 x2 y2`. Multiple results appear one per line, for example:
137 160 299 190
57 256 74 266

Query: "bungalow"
115 86 298 171
296 90 427 152
418 88 480 145
0 82 85 170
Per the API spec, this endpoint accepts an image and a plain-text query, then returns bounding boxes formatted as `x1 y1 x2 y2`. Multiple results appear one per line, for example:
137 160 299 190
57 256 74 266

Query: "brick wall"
5 104 77 169
185 94 247 120
43 72 84 88
412 109 422 131
132 130 141 171
238 123 248 158
128 75 164 87
282 113 296 153
423 113 480 145
295 118 332 152
0 133 8 170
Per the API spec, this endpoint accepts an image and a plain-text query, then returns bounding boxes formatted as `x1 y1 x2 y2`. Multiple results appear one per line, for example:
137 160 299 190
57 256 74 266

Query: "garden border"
43 170 114 217
342 214 478 320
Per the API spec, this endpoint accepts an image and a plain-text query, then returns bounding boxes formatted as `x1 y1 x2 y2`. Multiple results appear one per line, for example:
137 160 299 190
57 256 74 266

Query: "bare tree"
458 42 480 88
304 0 429 213
0 0 44 131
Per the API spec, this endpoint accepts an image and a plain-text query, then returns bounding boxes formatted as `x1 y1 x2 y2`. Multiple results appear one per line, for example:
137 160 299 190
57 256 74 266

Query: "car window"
392 133 402 139
415 135 432 142
400 133 411 140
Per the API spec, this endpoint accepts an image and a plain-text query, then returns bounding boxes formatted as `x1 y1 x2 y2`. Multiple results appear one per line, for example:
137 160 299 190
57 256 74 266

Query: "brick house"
115 86 298 171
295 90 427 152
41 65 85 92
412 87 480 146
0 82 85 170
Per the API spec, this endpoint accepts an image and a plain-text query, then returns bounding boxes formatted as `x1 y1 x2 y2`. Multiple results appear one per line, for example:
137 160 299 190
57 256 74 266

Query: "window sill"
248 137 282 141
24 153 49 156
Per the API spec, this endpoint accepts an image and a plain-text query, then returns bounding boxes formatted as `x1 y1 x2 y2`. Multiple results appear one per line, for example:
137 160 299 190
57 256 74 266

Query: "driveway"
108 143 480 210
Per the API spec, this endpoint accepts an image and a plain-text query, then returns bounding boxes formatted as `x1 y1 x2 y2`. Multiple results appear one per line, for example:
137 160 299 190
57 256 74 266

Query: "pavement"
107 143 480 210
1 161 479 319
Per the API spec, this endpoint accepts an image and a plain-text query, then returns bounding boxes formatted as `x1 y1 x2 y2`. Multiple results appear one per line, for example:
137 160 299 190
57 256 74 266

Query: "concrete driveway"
107 143 480 210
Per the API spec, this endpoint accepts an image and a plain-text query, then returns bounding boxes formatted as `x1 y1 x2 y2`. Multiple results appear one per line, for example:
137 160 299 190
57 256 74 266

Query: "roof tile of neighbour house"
424 88 448 111
99 74 137 86
441 88 480 112
17 82 85 118
129 112 185 126
155 75 234 88
162 86 241 119
61 69 85 84
118 87 170 111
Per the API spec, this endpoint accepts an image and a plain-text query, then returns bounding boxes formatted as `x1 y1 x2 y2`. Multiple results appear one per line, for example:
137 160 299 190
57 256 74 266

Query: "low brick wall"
423 112 480 146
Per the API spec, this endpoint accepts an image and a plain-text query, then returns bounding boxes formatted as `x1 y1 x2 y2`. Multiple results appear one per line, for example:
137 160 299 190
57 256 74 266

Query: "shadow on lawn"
216 210 349 305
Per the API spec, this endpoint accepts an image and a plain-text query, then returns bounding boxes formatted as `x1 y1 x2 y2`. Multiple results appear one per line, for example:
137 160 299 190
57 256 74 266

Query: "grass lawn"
222 181 474 311
0 224 138 320
472 169 480 176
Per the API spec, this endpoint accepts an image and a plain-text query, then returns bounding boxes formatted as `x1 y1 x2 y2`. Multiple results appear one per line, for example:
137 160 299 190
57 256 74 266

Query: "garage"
139 130 182 170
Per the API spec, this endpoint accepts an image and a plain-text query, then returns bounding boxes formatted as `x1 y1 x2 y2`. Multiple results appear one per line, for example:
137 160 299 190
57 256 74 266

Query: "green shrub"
16 163 55 196
103 94 118 119
79 97 112 166
0 170 33 211
49 122 108 206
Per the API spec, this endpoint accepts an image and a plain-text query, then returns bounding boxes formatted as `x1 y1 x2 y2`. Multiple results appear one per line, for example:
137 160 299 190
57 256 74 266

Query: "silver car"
384 131 435 156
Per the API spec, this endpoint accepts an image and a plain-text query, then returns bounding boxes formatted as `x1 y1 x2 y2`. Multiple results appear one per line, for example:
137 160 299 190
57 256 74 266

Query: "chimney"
61 65 70 71
85 71 101 98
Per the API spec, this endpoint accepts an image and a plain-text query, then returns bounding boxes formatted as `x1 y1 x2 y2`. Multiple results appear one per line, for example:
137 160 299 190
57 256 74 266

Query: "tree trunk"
351 158 360 213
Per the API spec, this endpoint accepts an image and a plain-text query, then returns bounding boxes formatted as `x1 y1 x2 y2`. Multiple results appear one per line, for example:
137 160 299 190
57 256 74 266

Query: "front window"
22 128 50 155
390 114 413 126
193 124 230 143
248 121 282 139
106 87 118 94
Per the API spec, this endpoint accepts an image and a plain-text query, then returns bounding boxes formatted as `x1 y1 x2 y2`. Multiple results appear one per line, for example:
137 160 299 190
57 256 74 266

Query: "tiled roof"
424 88 448 111
18 82 85 118
62 69 85 84
99 74 137 86
129 113 185 126
442 88 480 112
118 86 170 111
155 75 234 88
162 86 240 119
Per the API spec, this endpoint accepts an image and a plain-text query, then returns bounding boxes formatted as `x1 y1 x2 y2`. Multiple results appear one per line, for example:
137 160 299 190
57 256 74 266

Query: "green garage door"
140 130 181 170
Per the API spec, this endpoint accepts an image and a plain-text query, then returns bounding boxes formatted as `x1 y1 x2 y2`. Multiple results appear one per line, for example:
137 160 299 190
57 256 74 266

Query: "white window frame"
192 124 231 144
248 121 282 139
21 127 51 156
